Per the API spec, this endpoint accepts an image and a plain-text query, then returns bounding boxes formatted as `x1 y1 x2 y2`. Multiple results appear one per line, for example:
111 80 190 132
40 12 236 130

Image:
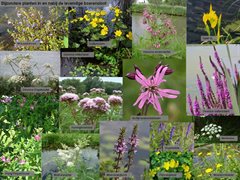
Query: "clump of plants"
2 54 59 94
67 6 132 76
187 46 240 116
5 7 68 50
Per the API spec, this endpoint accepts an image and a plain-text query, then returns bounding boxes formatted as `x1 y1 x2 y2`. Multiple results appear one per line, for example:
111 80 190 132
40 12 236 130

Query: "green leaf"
63 36 68 48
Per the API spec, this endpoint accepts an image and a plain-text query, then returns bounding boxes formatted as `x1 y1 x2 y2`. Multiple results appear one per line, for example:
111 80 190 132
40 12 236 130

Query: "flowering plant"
2 54 59 94
187 46 240 116
151 122 194 152
143 8 176 49
54 136 99 179
193 144 240 179
5 7 68 50
149 151 193 180
66 6 132 76
0 128 42 179
126 64 180 115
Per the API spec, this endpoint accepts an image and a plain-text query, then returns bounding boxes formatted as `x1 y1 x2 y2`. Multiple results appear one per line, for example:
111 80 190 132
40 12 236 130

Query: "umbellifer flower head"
127 64 180 115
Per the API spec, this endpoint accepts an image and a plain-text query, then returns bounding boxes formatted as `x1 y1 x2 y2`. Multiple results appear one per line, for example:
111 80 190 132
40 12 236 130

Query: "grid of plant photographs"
0 0 240 180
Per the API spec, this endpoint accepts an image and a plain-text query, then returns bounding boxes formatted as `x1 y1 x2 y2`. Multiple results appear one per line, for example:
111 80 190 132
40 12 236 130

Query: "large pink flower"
127 65 180 115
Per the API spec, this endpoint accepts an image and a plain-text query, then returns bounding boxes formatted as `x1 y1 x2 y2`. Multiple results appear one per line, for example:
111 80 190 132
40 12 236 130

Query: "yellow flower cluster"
182 164 192 180
162 159 179 170
149 167 160 177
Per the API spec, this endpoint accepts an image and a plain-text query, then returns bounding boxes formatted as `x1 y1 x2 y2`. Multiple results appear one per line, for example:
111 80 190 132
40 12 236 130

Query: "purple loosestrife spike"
186 123 192 138
209 56 223 75
187 94 194 115
213 46 225 74
169 126 176 141
197 74 210 109
114 127 127 172
214 72 226 108
193 97 201 116
126 124 139 172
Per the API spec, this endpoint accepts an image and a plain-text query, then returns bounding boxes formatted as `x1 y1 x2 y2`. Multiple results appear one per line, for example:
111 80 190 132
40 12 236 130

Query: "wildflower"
198 152 203 156
100 10 107 16
185 171 192 180
182 164 190 172
163 161 170 170
60 93 79 102
114 7 121 17
108 95 123 106
19 160 26 165
169 126 176 140
126 32 132 40
207 152 212 156
1 95 13 104
34 134 41 141
127 65 180 115
169 159 176 168
216 163 222 168
83 15 90 21
114 30 122 37
186 123 192 137
197 174 203 177
67 162 74 167
202 4 218 28
205 168 213 173
149 169 157 177
101 25 108 36
155 151 160 155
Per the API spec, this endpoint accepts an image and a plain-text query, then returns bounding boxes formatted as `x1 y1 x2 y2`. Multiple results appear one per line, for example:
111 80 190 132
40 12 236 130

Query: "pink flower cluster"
108 95 123 106
60 93 79 102
78 97 110 114
90 88 105 94
1 156 26 165
0 95 12 104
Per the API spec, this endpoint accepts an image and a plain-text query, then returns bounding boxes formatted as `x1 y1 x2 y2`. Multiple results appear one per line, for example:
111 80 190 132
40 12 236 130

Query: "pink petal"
152 94 162 115
154 66 168 86
135 69 149 87
133 91 148 109
158 89 180 99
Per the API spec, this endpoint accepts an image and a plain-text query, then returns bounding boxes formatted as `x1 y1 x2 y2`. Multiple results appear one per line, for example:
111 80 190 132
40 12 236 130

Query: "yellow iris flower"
202 4 218 29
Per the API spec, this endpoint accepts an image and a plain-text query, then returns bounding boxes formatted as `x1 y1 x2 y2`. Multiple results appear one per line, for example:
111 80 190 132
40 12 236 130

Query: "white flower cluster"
200 124 222 140
8 75 26 84
57 146 81 167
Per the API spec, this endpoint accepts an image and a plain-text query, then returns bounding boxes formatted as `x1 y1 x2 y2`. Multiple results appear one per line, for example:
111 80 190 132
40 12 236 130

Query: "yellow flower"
114 30 122 37
126 32 132 40
115 7 121 17
202 4 218 29
90 11 95 16
207 152 211 156
163 161 170 171
96 12 100 17
100 25 108 36
198 152 203 156
182 164 190 172
111 18 116 22
90 21 97 28
79 17 84 21
155 151 160 155
205 168 213 173
100 10 107 16
149 169 157 177
216 163 222 169
177 152 182 156
185 172 192 180
175 161 179 168
197 174 203 177
83 15 90 21
169 159 176 168
98 18 104 23
216 152 221 156
227 155 232 158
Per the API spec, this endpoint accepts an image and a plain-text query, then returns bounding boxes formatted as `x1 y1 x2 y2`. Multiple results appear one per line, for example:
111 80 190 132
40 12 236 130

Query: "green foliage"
60 77 122 95
0 128 41 179
132 4 186 16
42 133 99 150
5 7 68 50
0 95 59 137
150 151 193 180
151 122 194 152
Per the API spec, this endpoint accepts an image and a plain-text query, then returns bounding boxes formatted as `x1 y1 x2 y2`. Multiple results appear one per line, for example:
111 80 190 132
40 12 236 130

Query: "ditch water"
42 148 98 180
132 13 186 44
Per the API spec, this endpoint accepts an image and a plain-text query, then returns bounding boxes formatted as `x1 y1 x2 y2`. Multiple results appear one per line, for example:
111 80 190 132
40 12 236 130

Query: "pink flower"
19 160 26 165
60 93 79 102
34 134 41 141
130 65 180 115
1 156 10 163
108 95 123 106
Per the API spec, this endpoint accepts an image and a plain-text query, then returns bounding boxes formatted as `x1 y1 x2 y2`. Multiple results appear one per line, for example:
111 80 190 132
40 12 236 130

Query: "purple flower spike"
193 97 201 116
186 123 192 138
187 94 194 115
169 126 176 141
